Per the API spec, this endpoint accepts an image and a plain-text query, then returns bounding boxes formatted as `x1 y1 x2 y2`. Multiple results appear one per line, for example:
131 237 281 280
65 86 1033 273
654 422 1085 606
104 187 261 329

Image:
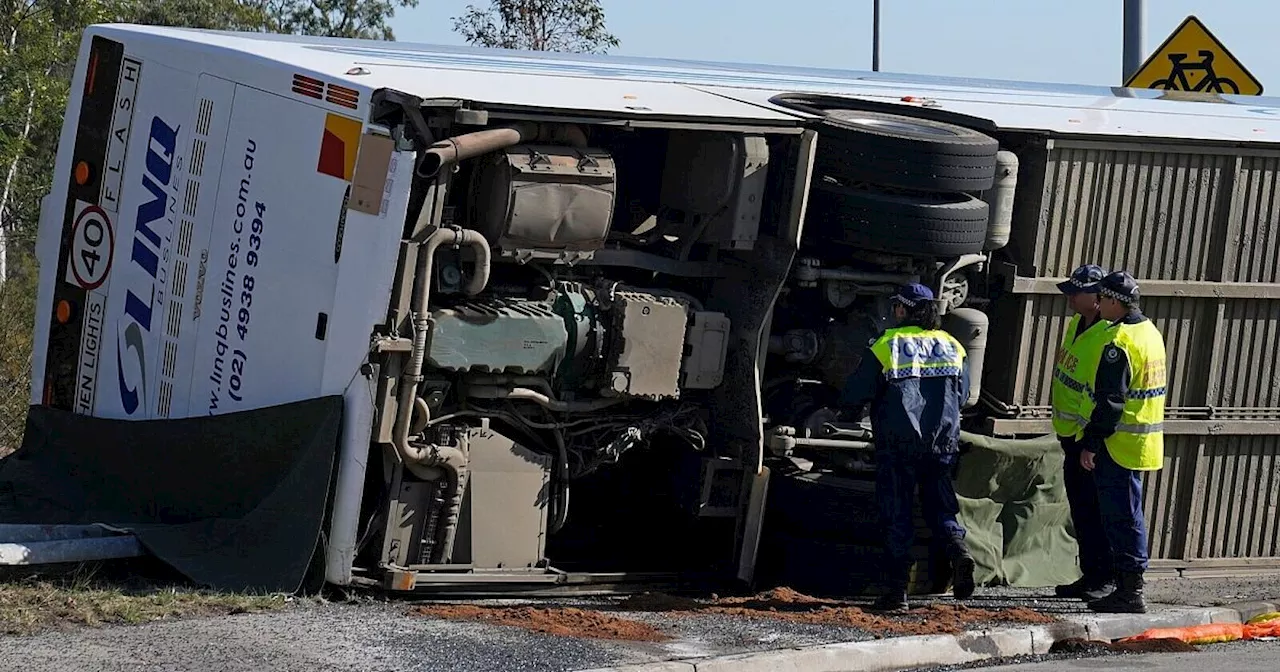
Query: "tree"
266 0 419 40
1 0 120 282
453 0 619 54
123 0 272 32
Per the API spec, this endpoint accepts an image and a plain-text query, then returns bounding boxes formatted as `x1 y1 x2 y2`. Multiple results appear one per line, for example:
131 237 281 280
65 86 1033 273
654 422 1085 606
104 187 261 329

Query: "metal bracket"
373 337 413 354
370 88 435 153
382 567 418 591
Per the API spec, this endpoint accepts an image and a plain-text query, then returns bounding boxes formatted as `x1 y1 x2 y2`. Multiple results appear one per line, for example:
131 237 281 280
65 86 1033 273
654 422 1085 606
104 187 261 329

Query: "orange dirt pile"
411 588 1058 642
621 589 1057 637
410 604 669 642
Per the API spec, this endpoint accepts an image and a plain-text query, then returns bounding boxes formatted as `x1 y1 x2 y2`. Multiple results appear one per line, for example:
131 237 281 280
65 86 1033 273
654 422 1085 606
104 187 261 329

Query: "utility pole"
1122 0 1144 82
872 0 881 72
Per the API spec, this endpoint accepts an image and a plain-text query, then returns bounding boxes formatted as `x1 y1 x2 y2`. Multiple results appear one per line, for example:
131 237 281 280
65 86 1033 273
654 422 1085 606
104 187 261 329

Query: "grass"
0 565 293 635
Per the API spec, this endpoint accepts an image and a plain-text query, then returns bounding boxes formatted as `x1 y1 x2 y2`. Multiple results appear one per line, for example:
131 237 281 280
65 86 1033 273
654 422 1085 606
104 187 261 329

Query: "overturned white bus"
8 23 1280 595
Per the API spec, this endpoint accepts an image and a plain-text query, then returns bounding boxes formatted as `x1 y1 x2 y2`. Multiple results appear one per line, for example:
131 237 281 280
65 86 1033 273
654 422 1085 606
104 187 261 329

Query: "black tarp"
0 396 343 594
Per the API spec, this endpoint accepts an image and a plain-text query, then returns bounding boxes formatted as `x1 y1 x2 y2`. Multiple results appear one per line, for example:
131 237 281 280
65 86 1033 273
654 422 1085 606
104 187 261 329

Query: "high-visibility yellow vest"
870 326 967 380
1050 314 1114 439
1078 320 1167 471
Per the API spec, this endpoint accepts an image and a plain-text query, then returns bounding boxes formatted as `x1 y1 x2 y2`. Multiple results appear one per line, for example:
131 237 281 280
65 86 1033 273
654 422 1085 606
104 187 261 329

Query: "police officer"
1079 272 1166 614
1050 264 1116 601
841 283 975 612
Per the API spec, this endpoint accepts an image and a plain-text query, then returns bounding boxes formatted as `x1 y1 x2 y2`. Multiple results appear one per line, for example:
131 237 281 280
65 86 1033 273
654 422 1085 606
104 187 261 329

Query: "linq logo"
115 116 179 416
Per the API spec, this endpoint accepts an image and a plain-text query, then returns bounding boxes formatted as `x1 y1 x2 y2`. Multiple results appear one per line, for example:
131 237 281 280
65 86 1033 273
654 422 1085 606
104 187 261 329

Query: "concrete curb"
577 598 1280 672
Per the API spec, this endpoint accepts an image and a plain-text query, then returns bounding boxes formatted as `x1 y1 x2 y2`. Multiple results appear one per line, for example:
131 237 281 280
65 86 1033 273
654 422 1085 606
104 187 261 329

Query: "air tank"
943 307 988 409
982 150 1018 251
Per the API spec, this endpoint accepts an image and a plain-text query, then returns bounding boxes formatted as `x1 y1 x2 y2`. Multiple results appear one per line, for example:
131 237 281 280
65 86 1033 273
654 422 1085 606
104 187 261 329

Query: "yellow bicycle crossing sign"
1124 15 1263 96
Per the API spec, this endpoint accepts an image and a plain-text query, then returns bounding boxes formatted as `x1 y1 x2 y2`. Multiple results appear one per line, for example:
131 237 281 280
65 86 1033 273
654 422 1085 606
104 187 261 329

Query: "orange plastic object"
1245 621 1280 639
1121 622 1245 645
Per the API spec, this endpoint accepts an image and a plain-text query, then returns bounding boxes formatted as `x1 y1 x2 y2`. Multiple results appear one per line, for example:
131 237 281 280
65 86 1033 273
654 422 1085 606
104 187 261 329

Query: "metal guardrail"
0 524 145 566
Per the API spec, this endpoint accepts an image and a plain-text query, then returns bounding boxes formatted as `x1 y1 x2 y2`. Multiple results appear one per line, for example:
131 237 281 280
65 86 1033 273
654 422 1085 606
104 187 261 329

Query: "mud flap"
0 396 343 594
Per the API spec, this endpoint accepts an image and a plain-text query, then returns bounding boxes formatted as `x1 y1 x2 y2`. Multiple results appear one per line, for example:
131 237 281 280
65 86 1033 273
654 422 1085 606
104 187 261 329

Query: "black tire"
807 181 989 256
815 110 1000 192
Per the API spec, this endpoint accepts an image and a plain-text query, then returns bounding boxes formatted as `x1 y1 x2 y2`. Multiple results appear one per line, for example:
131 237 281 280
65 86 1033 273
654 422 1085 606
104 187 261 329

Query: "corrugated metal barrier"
984 136 1280 573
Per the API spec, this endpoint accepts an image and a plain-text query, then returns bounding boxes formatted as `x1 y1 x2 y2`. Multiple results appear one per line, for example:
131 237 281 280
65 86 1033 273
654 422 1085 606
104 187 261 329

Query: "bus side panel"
184 85 346 416
319 132 414 394
35 34 201 421
158 74 237 419
91 60 199 420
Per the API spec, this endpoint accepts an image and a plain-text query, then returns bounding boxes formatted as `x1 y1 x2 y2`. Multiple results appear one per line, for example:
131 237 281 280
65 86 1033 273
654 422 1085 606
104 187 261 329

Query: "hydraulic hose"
466 386 624 413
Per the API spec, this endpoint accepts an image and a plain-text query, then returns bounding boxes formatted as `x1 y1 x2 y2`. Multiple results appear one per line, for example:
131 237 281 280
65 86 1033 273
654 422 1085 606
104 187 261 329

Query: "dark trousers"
1093 444 1150 573
1060 435 1113 583
876 447 967 582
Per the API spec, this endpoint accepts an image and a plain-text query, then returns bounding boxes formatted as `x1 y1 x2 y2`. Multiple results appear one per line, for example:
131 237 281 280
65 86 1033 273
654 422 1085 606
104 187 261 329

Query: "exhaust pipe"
415 122 589 178
417 124 534 178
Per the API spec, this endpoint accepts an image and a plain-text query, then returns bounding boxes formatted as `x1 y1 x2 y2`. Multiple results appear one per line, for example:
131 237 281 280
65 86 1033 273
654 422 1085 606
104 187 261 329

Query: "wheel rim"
827 111 961 137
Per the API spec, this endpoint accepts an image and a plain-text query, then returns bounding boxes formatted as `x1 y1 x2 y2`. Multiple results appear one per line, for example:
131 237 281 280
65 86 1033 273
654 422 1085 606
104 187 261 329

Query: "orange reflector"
74 161 91 185
56 300 72 324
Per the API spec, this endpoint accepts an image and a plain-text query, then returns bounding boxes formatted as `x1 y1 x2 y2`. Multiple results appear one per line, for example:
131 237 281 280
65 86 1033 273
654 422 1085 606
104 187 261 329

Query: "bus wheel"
815 109 1000 192
806 180 989 256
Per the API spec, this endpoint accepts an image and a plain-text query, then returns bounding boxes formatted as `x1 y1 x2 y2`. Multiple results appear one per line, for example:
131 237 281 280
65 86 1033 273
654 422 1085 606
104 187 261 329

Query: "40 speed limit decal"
65 201 116 291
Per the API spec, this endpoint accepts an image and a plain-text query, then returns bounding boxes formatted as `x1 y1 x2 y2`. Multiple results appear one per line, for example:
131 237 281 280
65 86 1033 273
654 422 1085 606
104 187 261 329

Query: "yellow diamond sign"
1124 15 1263 96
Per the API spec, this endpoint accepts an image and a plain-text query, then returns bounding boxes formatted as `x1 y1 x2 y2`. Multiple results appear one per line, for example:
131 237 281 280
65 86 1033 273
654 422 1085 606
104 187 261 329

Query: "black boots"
873 587 909 612
1087 571 1145 613
874 565 911 612
950 546 976 600
1055 575 1115 601
874 544 976 613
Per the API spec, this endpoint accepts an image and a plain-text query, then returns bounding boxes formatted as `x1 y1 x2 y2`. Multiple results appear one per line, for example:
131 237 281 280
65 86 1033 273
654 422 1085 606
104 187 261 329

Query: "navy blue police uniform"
1051 264 1117 601
840 283 976 611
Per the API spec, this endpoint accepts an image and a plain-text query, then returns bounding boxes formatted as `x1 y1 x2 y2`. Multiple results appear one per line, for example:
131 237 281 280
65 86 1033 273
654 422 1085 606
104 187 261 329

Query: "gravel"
0 597 882 672
0 601 625 672
0 575 1277 672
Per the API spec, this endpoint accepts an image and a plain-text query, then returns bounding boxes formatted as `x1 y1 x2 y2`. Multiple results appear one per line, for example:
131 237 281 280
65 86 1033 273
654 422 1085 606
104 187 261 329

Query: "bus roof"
94 23 1280 144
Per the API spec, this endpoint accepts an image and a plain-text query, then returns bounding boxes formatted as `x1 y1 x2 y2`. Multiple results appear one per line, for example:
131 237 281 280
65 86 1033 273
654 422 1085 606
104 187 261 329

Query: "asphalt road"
0 574 1277 672
973 639 1280 671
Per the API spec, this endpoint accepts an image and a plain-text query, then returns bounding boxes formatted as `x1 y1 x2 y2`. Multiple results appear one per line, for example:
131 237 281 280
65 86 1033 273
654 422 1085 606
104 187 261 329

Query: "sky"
389 0 1275 91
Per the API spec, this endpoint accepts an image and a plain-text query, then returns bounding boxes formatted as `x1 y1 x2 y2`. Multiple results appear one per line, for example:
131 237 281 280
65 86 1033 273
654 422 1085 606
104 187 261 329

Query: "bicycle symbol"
1148 50 1240 94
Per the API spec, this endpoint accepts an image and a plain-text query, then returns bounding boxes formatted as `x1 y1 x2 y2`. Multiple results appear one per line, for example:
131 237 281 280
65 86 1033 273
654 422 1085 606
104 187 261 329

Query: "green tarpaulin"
955 430 1083 588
